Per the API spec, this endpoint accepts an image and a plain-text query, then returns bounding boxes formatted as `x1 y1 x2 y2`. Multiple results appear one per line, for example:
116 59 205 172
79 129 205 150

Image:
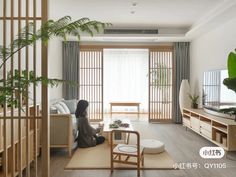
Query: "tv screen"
203 70 236 110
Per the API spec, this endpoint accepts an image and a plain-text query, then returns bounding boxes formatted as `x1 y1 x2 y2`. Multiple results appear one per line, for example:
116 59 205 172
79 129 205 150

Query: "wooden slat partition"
79 49 103 122
41 0 50 176
17 1 22 176
0 0 49 177
25 0 30 176
10 1 15 177
149 49 173 122
33 0 38 176
2 0 7 177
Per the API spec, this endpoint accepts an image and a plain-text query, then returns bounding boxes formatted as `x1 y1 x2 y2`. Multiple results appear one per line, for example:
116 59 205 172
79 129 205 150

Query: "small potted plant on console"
188 94 199 109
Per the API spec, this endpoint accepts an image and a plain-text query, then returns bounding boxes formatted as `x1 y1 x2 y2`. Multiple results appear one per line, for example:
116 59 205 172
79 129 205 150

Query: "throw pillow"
58 101 70 114
63 99 77 114
54 103 66 114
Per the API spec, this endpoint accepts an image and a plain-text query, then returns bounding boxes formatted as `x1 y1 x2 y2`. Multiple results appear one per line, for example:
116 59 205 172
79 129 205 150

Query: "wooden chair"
110 130 144 177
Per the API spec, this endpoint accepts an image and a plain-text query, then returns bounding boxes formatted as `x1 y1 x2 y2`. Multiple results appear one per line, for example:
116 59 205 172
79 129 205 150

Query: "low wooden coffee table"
102 119 134 145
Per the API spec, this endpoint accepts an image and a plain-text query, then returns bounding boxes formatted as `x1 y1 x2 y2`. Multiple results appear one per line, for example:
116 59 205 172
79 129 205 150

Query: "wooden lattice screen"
0 0 49 177
79 48 103 122
149 49 173 122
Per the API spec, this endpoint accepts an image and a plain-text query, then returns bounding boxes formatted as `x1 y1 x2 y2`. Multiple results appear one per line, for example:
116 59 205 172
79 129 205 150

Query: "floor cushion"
140 139 165 154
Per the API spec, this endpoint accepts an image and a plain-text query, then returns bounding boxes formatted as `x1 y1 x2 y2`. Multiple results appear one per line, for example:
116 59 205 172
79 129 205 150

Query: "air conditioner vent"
104 28 158 35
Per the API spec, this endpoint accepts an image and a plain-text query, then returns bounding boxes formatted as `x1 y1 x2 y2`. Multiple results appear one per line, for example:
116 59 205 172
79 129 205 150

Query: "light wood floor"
41 114 236 177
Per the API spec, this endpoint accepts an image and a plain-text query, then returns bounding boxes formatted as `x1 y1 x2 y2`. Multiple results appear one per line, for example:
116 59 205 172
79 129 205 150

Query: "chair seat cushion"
113 144 144 155
140 139 165 154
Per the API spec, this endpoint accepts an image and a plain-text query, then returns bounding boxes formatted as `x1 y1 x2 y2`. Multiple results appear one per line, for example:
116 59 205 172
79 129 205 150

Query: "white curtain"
103 49 149 113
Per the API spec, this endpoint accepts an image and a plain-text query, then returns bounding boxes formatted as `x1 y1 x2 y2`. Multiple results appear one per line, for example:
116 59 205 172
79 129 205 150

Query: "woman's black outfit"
75 100 105 148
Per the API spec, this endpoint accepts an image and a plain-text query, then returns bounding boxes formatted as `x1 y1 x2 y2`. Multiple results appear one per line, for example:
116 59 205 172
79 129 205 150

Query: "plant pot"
191 103 198 109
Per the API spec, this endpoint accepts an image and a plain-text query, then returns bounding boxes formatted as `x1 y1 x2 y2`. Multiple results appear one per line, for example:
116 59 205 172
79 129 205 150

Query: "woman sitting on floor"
75 100 105 148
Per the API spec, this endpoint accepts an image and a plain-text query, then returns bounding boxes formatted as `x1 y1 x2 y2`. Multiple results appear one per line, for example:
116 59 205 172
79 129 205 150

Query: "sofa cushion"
63 99 77 114
58 101 70 114
71 114 79 141
54 103 66 114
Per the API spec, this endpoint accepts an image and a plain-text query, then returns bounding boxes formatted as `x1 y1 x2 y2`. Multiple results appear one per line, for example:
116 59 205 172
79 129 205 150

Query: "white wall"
48 38 63 100
190 17 236 107
48 0 66 100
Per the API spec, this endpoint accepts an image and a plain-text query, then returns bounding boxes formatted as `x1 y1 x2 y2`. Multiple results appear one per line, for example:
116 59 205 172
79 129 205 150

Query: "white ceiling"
49 0 236 42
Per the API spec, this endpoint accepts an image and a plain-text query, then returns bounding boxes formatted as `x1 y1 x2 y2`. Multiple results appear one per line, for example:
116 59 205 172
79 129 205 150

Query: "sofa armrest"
50 114 73 146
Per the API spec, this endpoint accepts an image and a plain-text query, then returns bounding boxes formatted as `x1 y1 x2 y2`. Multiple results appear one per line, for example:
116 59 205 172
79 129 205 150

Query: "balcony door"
149 49 173 122
78 46 173 123
79 48 103 122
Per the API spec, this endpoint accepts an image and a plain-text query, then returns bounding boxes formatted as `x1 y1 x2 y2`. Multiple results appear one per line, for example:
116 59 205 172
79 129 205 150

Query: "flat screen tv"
203 70 236 119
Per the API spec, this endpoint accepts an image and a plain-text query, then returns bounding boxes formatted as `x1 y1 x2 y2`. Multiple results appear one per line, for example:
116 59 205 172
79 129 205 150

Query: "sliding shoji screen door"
149 48 173 122
0 0 49 177
79 48 103 122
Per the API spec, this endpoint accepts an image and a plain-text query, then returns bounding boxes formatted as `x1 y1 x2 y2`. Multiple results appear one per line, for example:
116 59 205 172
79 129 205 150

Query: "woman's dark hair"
75 100 89 118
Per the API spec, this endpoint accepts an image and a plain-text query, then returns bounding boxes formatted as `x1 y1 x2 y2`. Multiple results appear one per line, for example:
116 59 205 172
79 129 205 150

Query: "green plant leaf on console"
220 107 236 115
228 50 236 78
223 77 236 93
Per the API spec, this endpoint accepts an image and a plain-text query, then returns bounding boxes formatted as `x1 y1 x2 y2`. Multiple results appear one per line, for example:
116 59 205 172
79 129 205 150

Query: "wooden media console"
182 108 236 151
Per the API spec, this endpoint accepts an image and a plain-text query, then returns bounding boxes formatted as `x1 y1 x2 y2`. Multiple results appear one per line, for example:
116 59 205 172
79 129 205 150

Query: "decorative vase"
179 79 191 113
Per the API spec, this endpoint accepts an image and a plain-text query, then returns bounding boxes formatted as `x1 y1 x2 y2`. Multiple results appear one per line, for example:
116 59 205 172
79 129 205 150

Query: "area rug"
65 142 175 170
65 123 176 170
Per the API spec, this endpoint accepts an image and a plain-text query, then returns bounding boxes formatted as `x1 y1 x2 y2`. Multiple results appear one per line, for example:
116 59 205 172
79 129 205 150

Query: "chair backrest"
110 130 140 155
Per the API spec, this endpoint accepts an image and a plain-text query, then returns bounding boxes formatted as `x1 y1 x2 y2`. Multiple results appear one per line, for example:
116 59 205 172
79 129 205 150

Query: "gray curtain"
173 42 190 123
62 41 80 99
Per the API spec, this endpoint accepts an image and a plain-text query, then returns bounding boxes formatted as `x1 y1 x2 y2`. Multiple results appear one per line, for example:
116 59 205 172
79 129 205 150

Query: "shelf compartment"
183 109 191 116
212 126 227 134
212 120 228 134
190 112 199 119
183 113 191 118
212 128 227 146
200 116 211 123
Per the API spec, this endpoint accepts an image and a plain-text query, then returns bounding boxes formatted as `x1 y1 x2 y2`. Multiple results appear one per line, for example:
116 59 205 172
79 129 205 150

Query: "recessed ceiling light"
131 11 135 14
132 2 138 6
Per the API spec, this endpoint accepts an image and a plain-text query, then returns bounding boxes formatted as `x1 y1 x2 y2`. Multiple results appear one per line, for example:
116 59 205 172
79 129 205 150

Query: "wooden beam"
17 0 22 176
25 0 30 176
41 0 50 177
10 0 15 176
0 17 42 20
3 0 8 176
80 45 173 51
33 0 38 175
101 50 104 120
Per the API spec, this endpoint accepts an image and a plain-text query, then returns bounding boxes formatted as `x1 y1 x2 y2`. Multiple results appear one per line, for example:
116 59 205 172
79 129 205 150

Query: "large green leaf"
220 107 236 116
0 16 110 69
223 77 236 93
228 51 236 78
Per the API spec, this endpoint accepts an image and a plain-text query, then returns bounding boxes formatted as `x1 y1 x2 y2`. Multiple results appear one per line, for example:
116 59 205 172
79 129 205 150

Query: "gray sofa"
50 99 78 157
